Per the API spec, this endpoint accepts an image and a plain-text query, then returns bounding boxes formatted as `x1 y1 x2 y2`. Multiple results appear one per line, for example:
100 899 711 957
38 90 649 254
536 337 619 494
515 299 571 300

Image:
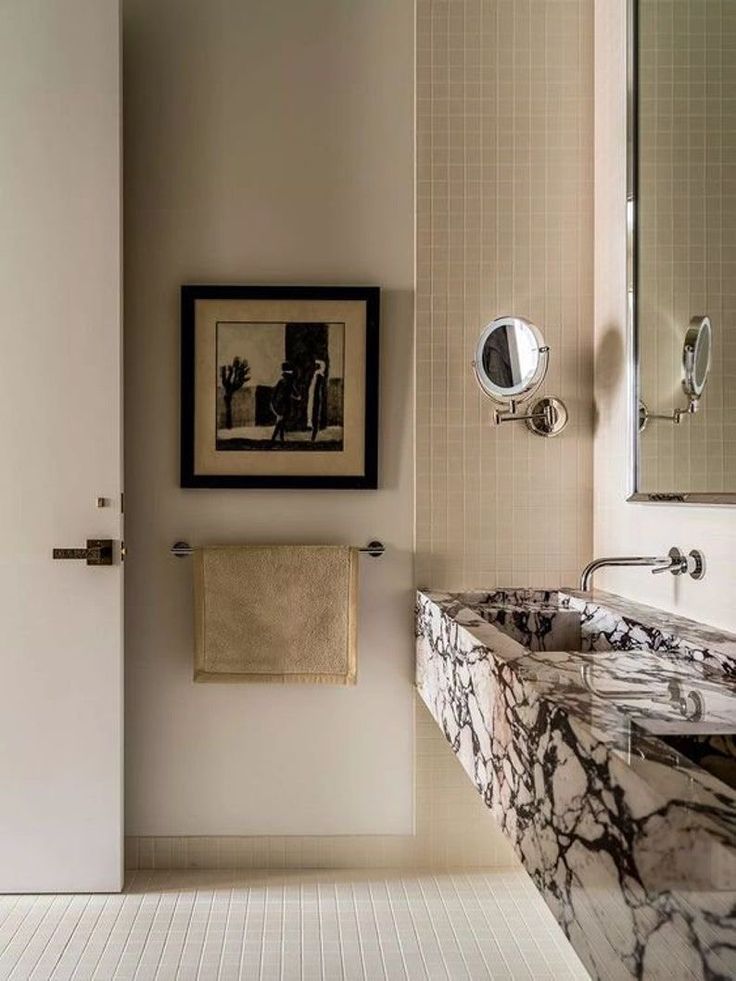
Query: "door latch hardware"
52 539 114 566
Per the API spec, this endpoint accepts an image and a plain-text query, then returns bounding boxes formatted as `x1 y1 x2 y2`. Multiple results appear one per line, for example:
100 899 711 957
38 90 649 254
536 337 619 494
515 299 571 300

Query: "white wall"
123 0 415 835
594 0 736 632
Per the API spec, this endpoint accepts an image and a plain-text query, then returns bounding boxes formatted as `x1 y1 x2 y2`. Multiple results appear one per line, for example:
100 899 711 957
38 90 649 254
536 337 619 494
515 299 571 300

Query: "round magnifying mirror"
473 316 548 402
682 315 712 401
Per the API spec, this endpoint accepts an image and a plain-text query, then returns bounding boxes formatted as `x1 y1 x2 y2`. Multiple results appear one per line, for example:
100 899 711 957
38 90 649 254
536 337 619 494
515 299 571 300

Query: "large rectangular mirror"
629 0 736 503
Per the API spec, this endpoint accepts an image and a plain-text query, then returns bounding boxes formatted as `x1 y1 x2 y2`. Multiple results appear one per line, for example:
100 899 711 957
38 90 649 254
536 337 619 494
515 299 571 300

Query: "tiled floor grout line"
0 898 23 937
431 872 474 981
0 896 54 977
384 875 411 980
506 875 571 974
47 893 95 980
333 880 347 981
481 873 538 979
428 877 474 978
465 869 515 978
99 888 147 981
86 876 144 980
0 896 44 961
233 877 251 981
26 893 83 981
69 893 114 981
130 885 165 980
446 871 493 978
316 878 325 981
170 886 199 981
151 884 186 981
298 880 304 981
279 881 286 981
193 887 216 981
399 874 433 980
350 880 368 981
214 884 233 981
257 881 268 981
8 894 72 981
367 879 389 981
137 888 175 980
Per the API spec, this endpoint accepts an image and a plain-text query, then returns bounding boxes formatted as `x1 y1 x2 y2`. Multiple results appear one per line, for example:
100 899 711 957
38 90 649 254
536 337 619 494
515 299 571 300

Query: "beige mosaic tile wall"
125 697 516 870
637 0 736 493
416 0 594 589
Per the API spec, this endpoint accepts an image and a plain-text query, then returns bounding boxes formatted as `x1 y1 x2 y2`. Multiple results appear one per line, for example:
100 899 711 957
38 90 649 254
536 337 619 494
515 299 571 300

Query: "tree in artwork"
220 356 250 429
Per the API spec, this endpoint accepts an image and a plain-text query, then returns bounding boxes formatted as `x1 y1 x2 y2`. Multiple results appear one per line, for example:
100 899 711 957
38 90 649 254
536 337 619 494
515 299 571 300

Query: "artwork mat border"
205 309 358 472
181 285 379 489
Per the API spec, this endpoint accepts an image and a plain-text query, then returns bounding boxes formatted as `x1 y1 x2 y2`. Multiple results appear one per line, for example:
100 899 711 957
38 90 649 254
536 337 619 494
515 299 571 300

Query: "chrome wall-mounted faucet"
579 547 705 591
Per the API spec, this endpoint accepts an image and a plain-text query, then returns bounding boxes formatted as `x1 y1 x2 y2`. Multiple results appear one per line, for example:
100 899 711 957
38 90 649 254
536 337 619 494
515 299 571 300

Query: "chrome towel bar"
170 540 385 559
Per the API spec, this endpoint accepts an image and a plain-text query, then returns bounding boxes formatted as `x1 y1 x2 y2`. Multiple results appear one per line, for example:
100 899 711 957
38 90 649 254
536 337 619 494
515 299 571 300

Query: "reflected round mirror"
682 315 712 401
473 316 548 402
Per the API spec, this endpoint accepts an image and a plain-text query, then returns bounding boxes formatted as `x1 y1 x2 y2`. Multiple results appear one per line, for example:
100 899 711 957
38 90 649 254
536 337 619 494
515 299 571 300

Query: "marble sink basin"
438 587 736 674
415 586 736 980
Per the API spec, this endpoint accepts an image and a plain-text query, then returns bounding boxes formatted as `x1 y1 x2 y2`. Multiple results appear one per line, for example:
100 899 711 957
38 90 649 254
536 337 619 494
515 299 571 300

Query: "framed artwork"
181 285 379 488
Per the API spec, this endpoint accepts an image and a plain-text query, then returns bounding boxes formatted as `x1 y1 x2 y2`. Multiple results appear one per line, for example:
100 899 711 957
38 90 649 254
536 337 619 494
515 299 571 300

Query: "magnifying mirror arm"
494 400 553 426
492 396 568 437
639 396 699 430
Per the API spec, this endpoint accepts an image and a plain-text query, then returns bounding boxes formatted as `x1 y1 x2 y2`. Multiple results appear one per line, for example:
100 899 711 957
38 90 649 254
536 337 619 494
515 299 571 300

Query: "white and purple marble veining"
416 589 736 981
566 589 736 677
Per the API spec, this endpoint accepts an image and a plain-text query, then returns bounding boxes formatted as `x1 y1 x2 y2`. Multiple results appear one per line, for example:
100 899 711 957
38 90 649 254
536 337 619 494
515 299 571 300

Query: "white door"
0 0 123 892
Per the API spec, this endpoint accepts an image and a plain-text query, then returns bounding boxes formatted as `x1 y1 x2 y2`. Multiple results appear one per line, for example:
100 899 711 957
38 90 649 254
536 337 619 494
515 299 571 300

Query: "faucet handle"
651 547 687 576
651 547 706 579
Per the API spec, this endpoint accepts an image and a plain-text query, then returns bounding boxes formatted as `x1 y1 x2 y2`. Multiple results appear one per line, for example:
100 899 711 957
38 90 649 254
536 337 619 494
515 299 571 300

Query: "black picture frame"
180 285 380 489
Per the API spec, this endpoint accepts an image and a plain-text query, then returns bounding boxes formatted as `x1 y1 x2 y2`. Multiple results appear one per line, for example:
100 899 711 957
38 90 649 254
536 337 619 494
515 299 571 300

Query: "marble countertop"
415 587 736 980
424 590 736 825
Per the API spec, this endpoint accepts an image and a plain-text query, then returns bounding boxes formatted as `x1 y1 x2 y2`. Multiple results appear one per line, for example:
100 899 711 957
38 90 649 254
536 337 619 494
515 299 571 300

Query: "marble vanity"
416 588 736 981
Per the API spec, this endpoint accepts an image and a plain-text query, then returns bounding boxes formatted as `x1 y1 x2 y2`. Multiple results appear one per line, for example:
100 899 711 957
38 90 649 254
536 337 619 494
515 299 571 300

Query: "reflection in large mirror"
631 0 735 501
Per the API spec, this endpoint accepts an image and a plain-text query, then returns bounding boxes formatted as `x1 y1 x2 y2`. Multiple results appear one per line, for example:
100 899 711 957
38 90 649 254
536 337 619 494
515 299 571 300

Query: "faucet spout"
578 548 706 591
578 555 673 592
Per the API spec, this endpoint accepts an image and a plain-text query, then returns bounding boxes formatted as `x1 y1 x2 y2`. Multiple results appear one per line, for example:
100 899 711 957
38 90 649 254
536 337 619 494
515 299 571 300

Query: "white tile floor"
0 868 589 981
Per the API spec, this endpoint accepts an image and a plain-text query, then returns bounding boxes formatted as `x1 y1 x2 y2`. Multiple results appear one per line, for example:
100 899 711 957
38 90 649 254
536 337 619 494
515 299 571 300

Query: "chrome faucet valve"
579 547 706 590
651 547 706 580
651 547 688 576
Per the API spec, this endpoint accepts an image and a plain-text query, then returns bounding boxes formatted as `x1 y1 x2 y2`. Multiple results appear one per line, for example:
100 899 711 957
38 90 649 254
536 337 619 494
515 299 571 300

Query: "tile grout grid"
0 869 589 980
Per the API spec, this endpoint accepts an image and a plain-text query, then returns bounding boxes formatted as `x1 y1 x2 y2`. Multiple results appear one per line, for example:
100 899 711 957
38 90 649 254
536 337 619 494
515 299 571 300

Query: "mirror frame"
626 0 735 504
473 316 548 404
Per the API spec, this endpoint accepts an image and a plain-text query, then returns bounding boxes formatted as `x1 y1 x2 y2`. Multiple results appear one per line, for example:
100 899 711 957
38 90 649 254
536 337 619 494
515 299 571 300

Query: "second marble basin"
448 587 736 677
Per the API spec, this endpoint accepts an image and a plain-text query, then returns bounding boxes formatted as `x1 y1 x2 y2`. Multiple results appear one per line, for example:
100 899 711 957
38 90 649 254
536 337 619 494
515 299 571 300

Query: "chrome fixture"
579 547 706 591
170 540 385 558
580 665 705 720
471 316 568 437
638 316 712 432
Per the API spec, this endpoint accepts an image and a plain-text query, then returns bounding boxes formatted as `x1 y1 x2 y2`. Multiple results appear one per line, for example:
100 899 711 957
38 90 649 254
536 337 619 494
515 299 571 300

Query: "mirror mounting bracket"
493 396 568 437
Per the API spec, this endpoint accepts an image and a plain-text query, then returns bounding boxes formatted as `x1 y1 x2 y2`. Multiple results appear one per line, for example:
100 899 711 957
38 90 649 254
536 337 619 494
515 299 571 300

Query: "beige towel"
193 545 358 685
